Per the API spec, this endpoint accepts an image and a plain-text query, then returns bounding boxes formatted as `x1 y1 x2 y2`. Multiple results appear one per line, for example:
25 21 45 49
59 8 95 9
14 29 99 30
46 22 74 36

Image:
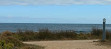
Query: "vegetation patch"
0 28 111 49
0 31 44 49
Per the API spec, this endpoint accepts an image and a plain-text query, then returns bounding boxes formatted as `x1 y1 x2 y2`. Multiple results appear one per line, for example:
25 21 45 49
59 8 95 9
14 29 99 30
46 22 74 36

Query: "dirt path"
24 40 110 49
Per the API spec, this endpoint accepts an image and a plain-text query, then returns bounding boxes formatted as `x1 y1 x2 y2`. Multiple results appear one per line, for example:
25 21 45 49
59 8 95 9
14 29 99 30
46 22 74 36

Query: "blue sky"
0 0 111 24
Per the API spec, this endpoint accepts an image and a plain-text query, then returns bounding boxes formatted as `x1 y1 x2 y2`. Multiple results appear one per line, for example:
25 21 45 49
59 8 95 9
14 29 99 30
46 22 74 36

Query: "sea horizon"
0 23 111 24
0 23 111 33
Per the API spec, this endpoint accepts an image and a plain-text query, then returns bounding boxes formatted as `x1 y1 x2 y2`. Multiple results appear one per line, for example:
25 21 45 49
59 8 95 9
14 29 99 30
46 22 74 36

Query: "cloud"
0 0 111 5
0 16 57 20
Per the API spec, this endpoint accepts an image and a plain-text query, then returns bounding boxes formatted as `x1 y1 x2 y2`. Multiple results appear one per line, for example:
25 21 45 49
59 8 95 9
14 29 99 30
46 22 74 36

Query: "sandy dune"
24 40 110 49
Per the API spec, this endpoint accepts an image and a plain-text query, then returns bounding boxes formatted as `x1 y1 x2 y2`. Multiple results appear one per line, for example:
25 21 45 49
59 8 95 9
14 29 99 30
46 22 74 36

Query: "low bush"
0 31 23 49
2 28 111 42
91 28 111 41
55 30 77 40
13 29 93 41
0 31 23 47
91 28 102 39
0 31 44 49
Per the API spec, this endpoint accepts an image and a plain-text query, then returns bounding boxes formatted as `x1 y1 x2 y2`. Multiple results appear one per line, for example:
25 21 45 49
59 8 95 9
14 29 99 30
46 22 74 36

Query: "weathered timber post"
102 18 106 41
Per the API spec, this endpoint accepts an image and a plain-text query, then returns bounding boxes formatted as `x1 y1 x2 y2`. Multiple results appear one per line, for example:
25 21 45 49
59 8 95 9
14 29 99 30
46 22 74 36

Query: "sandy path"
24 40 110 49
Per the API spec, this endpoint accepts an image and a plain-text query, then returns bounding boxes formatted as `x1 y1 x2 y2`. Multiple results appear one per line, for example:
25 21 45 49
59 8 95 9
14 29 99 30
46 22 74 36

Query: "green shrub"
77 33 88 39
4 43 14 49
0 40 14 49
0 40 5 49
0 31 44 49
16 29 39 41
0 31 23 47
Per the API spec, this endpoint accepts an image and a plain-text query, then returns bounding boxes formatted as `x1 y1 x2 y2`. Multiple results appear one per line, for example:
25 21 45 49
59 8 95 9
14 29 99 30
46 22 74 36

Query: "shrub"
14 29 91 40
56 30 77 40
0 31 44 49
106 31 111 41
5 43 14 49
38 29 55 40
91 28 102 36
77 33 88 39
91 28 102 39
91 28 111 41
0 31 23 47
0 40 15 49
1 31 13 36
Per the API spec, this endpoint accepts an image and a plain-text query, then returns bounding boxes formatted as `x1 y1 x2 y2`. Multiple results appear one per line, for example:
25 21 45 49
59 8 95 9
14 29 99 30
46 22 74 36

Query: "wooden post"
102 18 106 41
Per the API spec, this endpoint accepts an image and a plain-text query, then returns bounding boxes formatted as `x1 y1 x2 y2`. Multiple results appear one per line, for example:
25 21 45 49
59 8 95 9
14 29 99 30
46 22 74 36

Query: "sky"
0 0 111 24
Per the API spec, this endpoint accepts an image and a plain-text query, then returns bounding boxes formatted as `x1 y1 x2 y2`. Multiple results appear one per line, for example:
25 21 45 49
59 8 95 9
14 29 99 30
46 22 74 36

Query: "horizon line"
0 22 110 24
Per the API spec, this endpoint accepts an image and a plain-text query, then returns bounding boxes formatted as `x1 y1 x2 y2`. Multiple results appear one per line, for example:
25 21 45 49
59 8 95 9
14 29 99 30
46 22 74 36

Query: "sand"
24 40 111 49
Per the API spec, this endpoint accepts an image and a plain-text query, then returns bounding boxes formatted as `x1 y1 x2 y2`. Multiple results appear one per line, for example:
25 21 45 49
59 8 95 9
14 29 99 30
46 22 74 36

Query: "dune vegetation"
0 28 111 49
0 31 44 49
14 28 111 41
13 29 91 41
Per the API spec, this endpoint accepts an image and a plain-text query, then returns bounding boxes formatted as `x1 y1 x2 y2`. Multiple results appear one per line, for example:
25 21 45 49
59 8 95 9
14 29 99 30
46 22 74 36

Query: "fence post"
102 18 106 41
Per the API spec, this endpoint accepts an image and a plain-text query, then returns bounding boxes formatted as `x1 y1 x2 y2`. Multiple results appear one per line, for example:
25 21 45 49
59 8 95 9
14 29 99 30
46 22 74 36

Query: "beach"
24 40 110 49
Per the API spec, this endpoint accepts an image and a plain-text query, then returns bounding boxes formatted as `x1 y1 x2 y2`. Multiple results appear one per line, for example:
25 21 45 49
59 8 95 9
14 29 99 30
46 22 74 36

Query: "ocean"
0 23 111 33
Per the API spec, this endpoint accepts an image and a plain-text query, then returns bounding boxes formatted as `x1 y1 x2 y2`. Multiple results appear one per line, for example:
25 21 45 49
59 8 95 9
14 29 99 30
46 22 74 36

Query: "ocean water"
0 23 111 33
